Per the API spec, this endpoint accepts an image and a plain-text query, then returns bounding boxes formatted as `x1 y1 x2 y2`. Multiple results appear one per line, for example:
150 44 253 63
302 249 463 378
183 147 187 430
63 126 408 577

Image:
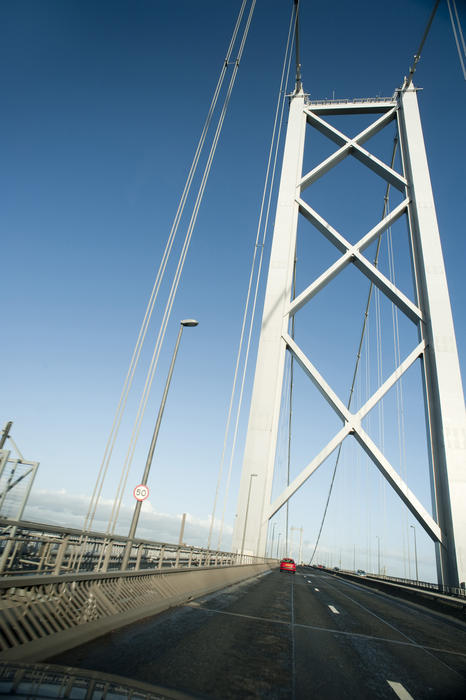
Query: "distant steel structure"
0 450 38 522
0 448 39 573
232 85 466 588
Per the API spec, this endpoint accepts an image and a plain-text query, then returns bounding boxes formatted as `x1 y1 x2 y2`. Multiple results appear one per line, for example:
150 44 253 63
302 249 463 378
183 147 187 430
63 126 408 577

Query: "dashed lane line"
328 605 340 615
387 680 414 699
182 604 466 660
322 577 465 679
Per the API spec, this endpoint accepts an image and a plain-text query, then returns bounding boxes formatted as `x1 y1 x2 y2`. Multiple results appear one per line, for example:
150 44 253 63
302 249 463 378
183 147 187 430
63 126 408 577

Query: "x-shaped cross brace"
266 107 441 545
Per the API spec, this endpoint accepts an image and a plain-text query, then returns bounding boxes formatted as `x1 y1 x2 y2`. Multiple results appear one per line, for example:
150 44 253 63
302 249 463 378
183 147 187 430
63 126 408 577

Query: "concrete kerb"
0 562 273 663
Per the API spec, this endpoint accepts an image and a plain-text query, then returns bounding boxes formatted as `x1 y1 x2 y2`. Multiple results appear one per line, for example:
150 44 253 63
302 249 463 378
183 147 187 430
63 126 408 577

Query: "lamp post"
410 525 419 581
276 532 282 559
290 526 303 564
376 535 380 575
240 473 257 558
122 319 198 569
270 522 277 558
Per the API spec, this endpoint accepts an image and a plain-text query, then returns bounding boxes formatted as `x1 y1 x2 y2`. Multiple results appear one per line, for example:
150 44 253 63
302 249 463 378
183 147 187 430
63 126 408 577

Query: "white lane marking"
323 578 463 678
314 587 319 592
387 681 414 699
328 605 340 614
183 606 466 660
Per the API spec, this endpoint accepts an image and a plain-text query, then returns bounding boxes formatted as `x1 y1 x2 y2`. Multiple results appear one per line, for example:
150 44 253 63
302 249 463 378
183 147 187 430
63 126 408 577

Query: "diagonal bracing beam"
353 426 443 544
283 335 425 429
268 335 442 544
289 198 422 323
300 108 406 191
303 106 397 147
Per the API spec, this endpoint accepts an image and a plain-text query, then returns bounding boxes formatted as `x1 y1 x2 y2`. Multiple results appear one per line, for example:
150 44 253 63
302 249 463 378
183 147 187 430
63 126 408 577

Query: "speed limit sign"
133 484 149 501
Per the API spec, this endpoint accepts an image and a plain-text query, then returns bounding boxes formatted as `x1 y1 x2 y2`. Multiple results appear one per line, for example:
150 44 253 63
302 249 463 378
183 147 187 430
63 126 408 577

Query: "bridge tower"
231 84 466 588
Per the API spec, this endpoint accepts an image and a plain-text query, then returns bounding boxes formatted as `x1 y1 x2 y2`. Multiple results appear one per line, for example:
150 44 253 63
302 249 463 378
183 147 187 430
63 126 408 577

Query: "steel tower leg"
398 87 466 587
233 85 465 589
231 89 306 556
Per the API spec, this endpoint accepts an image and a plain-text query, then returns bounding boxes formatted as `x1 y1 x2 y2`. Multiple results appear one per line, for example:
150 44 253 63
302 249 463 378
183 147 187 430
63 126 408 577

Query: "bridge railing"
0 661 167 699
0 521 274 659
0 518 269 577
365 570 466 599
316 565 465 600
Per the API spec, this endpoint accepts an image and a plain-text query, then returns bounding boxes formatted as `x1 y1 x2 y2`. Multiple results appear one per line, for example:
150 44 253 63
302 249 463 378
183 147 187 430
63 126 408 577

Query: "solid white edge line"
387 680 414 699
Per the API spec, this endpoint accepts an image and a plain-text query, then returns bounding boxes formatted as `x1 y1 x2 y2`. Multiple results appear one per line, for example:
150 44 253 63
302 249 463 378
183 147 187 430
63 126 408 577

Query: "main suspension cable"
402 0 440 90
86 4 250 533
447 0 466 80
84 0 250 533
107 0 257 535
212 1 299 551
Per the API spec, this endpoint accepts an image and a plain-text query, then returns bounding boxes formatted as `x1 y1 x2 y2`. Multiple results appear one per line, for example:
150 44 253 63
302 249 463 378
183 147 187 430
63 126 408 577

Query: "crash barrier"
320 567 466 618
0 661 187 699
362 570 465 598
0 562 273 662
0 518 264 577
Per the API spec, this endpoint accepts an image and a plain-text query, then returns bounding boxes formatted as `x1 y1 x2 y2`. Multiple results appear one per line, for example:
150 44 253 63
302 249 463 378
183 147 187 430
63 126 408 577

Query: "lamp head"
181 319 199 327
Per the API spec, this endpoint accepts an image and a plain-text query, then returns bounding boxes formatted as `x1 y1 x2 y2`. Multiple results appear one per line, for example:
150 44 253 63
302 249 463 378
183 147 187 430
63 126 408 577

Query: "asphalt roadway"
48 567 466 699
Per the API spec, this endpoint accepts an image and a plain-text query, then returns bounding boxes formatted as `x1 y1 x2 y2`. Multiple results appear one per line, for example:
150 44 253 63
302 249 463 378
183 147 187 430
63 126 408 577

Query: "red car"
280 557 296 573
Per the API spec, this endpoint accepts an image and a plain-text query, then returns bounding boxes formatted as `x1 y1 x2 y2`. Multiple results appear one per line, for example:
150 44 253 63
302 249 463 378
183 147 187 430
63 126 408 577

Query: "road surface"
48 567 466 698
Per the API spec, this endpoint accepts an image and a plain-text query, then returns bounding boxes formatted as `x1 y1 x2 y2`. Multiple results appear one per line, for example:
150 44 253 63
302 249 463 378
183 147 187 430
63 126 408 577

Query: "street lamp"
410 525 419 581
240 473 258 558
122 319 198 568
290 526 303 564
270 522 277 558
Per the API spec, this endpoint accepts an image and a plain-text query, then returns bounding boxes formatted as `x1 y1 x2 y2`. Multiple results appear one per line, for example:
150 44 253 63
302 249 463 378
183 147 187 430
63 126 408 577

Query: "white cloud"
23 489 233 550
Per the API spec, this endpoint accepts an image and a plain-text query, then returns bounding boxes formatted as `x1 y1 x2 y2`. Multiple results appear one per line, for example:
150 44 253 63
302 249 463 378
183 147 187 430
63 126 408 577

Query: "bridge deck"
47 567 466 699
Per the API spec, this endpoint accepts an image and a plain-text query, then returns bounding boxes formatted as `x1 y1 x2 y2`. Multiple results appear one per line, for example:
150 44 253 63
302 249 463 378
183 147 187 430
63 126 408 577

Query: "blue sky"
1 0 465 580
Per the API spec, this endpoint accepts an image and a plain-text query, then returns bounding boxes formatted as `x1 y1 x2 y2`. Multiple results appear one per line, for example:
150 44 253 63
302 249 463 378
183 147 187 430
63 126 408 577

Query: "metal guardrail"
368 571 466 599
0 563 272 658
0 661 186 698
0 569 190 653
0 518 266 577
0 519 274 658
305 96 395 106
317 565 466 600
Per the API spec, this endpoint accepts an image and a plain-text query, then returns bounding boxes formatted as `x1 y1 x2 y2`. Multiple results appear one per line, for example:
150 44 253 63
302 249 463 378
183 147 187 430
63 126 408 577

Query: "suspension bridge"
1 1 465 697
